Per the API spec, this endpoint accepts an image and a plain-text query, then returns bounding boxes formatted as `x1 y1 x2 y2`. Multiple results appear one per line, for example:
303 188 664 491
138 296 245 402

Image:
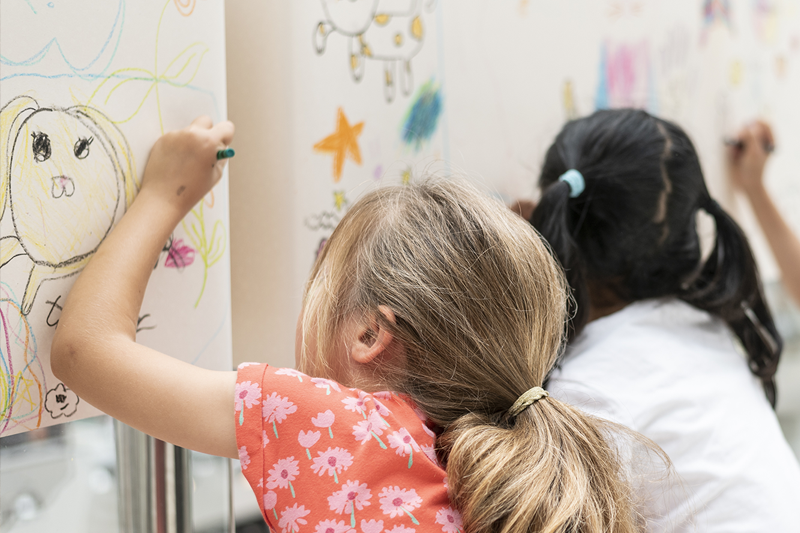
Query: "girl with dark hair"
529 109 800 531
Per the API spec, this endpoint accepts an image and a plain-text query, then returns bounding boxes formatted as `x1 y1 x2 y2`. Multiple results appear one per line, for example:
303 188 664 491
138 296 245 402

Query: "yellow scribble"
333 191 347 211
375 14 391 26
411 16 423 40
730 60 743 86
313 108 364 183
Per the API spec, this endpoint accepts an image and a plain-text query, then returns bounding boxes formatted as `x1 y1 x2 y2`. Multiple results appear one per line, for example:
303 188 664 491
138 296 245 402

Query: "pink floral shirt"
235 364 460 533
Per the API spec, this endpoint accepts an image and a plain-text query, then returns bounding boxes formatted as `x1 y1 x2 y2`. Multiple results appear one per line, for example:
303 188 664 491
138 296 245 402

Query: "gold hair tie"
507 387 549 418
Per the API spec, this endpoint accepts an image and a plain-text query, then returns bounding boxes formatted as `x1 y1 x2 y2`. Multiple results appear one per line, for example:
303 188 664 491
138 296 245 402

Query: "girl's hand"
727 121 774 196
140 116 235 219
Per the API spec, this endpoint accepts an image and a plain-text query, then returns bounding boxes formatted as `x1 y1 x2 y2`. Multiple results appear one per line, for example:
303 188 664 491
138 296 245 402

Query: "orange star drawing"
313 108 364 182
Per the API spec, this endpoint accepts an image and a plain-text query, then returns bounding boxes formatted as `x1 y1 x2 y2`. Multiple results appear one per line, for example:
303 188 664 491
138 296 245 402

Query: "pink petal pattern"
298 430 321 449
434 507 463 533
378 487 422 522
312 447 354 482
267 457 300 490
276 368 306 382
360 519 384 533
279 503 311 533
238 446 251 470
235 381 262 412
328 480 372 514
314 519 355 533
312 377 342 394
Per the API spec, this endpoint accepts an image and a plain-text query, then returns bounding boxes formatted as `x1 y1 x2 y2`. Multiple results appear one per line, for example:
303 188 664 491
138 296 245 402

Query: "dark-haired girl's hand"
727 121 774 195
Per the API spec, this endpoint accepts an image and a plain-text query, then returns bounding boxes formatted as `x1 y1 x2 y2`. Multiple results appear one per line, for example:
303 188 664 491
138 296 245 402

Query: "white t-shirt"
548 298 800 532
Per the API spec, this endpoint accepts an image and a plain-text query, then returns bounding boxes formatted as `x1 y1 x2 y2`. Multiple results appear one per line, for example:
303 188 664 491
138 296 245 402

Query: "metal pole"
114 422 194 533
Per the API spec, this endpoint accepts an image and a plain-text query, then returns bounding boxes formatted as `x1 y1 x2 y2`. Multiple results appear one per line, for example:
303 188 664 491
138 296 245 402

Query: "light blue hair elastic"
559 169 585 198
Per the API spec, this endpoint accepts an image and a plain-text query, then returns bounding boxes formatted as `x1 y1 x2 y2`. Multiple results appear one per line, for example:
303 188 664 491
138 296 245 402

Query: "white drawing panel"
0 0 232 437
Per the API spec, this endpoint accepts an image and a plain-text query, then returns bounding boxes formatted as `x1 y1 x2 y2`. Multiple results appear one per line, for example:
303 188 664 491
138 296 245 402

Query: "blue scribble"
595 43 609 110
402 79 443 152
23 0 37 14
1 0 124 81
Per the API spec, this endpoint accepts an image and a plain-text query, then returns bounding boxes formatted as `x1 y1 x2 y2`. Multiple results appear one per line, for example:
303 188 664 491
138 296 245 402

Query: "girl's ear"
350 306 396 365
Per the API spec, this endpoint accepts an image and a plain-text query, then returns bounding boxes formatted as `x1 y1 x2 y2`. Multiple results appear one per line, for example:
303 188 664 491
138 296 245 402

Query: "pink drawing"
378 487 421 524
360 519 384 533
235 380 262 425
264 491 279 520
164 238 196 269
238 446 251 470
328 481 372 528
388 428 421 468
312 409 336 438
267 457 300 498
263 430 270 448
434 507 462 533
279 504 311 533
312 447 354 483
352 416 388 449
276 368 306 382
315 519 356 533
312 377 342 395
299 430 322 459
595 41 655 112
263 393 298 438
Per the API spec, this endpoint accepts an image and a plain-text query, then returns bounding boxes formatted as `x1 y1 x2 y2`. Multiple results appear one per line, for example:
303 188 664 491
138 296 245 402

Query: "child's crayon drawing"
313 0 437 102
595 41 657 112
0 96 138 315
0 284 46 435
313 108 365 183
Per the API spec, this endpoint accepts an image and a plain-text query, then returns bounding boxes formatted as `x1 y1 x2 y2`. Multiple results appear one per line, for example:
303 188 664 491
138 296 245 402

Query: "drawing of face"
321 0 379 35
10 109 121 266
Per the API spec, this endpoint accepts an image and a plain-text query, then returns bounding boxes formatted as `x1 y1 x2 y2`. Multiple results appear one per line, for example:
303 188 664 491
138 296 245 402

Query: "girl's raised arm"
51 116 239 459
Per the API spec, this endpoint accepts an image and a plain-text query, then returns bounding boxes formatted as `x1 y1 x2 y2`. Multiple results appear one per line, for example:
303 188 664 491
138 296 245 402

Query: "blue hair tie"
559 169 585 198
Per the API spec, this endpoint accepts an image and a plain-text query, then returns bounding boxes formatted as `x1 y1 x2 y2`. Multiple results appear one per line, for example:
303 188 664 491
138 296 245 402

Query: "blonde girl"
52 118 657 533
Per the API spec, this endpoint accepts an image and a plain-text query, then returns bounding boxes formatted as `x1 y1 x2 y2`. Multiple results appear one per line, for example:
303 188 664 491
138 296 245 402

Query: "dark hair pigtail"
531 180 588 340
680 198 782 407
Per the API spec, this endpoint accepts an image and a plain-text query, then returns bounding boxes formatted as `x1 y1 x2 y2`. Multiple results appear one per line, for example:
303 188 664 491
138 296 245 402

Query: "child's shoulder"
234 364 452 532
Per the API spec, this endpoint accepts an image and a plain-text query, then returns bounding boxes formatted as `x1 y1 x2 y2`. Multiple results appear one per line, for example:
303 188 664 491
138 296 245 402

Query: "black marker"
724 138 775 154
216 148 235 160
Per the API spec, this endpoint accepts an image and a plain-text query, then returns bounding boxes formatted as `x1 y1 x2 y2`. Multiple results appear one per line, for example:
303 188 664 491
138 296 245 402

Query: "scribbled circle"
0 286 45 436
174 0 196 17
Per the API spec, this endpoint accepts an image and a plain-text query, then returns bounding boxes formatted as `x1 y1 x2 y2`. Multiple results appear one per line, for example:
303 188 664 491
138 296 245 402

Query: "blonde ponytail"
301 177 664 532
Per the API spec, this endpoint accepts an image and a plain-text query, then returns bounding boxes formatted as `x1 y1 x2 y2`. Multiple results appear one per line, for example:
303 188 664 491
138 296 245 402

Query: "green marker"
216 148 235 160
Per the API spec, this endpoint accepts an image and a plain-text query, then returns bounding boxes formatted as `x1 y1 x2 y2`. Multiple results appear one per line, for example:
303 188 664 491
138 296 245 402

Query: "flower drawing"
279 503 311 533
238 446 251 470
276 368 306 382
386 524 416 533
360 519 384 533
378 487 421 524
263 430 270 448
264 491 279 520
235 381 262 425
164 238 196 269
315 519 355 533
311 377 342 395
267 457 300 497
312 409 336 438
312 447 354 483
298 430 321 459
263 392 298 438
328 481 372 528
388 428 421 468
434 507 463 533
385 526 415 533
